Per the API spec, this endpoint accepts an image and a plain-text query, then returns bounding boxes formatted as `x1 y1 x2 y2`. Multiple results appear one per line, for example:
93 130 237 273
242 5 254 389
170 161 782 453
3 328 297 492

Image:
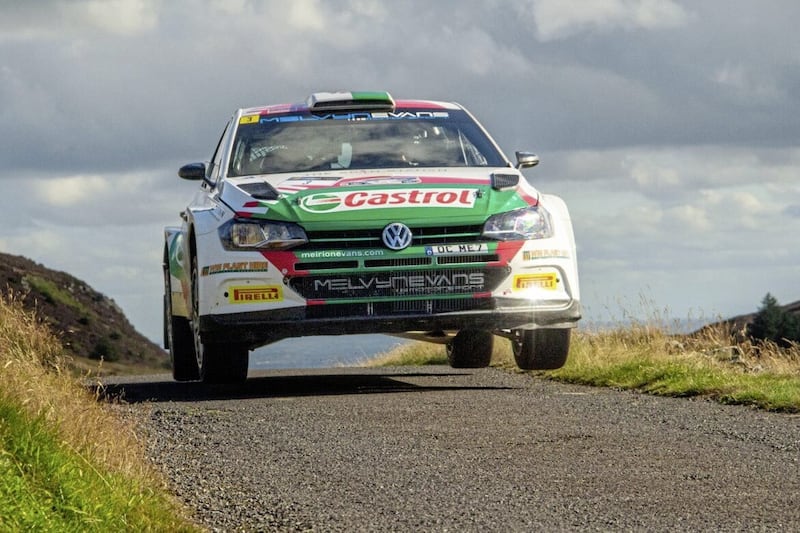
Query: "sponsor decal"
239 115 260 124
277 175 483 193
341 176 421 186
202 261 271 276
425 243 488 256
259 111 450 123
513 273 558 291
297 249 386 259
522 249 570 261
315 272 485 294
299 188 477 213
228 285 282 303
284 176 340 185
371 111 450 120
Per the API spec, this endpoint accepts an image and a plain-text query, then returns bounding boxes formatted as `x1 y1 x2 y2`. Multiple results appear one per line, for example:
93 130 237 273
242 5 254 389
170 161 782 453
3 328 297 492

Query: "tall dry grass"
0 293 156 482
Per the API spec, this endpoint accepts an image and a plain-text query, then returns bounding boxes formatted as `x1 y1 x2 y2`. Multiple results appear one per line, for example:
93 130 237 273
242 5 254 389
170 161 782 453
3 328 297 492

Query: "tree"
749 293 800 347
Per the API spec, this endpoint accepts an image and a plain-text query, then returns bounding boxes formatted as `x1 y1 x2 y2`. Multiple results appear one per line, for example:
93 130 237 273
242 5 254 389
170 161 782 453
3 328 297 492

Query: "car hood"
220 168 538 230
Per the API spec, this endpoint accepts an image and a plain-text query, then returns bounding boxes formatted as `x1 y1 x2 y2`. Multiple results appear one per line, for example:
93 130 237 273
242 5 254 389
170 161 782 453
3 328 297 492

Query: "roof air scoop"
307 91 395 112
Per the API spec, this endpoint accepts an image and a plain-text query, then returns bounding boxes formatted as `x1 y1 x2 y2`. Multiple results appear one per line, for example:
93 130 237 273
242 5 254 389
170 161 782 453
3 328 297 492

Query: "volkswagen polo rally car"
164 91 581 383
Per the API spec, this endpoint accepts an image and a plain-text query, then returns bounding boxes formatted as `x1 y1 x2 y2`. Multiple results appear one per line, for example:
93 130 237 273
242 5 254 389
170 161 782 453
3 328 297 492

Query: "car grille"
300 224 485 250
295 255 499 271
305 298 496 319
288 267 509 300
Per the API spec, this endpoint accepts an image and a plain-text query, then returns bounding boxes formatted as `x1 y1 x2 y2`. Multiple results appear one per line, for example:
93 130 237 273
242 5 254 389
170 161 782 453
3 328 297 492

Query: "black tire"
190 255 249 384
446 329 493 368
197 342 249 384
512 329 570 370
164 264 199 381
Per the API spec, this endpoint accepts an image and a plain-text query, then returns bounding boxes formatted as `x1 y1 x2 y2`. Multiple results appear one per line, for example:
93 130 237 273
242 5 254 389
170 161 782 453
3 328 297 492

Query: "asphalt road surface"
102 366 800 532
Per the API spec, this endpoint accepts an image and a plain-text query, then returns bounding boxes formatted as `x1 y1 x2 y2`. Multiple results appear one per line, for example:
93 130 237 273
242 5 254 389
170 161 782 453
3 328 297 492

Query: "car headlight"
219 219 308 250
482 206 553 240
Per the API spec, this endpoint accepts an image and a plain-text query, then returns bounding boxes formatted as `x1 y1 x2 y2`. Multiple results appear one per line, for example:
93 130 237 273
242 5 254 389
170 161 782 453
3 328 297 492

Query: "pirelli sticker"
228 285 283 303
513 273 558 291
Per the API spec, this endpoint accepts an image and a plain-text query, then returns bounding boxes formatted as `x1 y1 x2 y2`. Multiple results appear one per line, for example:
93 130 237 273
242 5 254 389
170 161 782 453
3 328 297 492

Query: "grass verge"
0 293 199 531
367 323 800 413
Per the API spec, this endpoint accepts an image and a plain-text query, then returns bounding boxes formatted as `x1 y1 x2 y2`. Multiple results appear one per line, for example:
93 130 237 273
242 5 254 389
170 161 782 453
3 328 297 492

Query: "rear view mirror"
515 151 540 170
178 162 206 180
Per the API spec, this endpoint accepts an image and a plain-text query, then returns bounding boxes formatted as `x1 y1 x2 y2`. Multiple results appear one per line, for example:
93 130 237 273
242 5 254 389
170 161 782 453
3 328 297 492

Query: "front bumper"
199 298 581 348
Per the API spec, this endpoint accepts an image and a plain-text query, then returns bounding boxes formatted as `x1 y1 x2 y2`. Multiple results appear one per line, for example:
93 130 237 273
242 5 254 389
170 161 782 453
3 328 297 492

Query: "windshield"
228 109 506 176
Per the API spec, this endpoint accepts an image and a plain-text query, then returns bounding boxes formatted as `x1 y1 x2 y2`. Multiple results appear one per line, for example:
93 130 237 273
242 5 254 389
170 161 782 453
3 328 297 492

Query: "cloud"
10 170 193 227
33 175 111 207
667 204 712 233
713 62 784 104
79 0 158 35
286 0 327 31
542 144 800 287
546 147 800 207
0 0 159 40
525 0 690 41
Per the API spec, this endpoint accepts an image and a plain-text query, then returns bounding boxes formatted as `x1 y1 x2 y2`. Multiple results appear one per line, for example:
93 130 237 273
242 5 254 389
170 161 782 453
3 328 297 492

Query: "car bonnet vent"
307 91 395 112
239 182 280 200
491 172 520 190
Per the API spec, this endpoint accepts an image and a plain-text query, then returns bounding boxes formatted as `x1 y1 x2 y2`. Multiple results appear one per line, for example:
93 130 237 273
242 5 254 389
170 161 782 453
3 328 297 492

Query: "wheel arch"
164 226 193 319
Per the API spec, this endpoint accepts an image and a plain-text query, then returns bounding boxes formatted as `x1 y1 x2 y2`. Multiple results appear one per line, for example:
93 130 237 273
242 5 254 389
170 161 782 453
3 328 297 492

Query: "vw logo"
382 222 413 250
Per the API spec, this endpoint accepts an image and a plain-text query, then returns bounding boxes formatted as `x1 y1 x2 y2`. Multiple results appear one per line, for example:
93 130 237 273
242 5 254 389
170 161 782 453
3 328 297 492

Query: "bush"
89 338 119 362
749 293 800 348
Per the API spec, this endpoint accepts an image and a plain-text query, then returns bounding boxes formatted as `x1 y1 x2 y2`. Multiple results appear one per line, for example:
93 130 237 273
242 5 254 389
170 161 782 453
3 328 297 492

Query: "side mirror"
515 151 540 170
178 162 206 180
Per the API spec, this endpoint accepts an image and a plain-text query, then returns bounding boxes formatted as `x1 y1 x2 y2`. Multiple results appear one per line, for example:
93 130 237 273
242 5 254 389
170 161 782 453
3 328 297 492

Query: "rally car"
163 91 581 383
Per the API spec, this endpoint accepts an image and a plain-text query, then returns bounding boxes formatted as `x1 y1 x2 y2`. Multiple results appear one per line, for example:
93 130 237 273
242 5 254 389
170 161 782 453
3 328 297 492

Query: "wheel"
512 329 570 370
190 255 249 384
446 329 493 368
164 264 199 381
197 342 249 384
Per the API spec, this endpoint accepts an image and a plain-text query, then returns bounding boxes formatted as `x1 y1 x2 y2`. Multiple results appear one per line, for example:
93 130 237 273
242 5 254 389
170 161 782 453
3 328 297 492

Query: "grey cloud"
3 0 800 179
784 205 800 218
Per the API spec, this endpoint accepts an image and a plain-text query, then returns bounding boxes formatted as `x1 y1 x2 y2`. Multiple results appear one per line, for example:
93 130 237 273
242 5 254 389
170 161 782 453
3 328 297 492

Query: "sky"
1 0 799 347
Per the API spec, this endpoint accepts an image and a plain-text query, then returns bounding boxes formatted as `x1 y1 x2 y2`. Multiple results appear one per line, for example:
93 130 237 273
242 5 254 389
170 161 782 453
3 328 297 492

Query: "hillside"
728 300 800 325
0 252 168 374
700 298 800 341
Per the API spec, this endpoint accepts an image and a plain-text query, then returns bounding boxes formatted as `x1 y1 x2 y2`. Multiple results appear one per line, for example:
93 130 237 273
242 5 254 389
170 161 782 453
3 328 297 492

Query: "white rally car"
164 91 580 383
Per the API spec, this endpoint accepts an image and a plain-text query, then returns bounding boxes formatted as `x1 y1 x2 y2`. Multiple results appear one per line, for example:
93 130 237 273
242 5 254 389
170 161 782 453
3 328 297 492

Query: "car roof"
238 92 462 118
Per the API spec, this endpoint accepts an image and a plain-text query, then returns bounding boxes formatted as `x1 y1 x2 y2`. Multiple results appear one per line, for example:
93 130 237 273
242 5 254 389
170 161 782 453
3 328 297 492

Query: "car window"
207 121 231 185
228 110 505 176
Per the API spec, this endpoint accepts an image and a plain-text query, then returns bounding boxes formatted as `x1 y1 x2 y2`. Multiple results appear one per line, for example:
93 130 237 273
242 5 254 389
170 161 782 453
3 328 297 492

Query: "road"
102 366 800 532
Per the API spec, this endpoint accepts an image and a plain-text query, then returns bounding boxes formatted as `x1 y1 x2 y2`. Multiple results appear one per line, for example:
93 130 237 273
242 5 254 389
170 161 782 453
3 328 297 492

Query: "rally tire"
447 329 493 368
164 266 199 381
512 329 570 370
169 315 201 381
198 342 249 384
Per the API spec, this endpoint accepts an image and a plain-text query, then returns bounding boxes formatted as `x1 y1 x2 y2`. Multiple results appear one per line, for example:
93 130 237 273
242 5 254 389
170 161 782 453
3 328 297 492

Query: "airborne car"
164 91 580 383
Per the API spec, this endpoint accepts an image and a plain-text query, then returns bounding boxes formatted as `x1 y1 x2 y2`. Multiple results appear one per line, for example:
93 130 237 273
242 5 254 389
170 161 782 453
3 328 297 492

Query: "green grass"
363 341 448 366
24 275 90 316
0 294 199 531
367 324 800 413
544 325 800 412
0 399 192 531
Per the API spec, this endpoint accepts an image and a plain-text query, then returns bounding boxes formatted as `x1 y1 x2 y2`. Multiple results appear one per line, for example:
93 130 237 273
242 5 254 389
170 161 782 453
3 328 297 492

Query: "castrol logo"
299 188 477 213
